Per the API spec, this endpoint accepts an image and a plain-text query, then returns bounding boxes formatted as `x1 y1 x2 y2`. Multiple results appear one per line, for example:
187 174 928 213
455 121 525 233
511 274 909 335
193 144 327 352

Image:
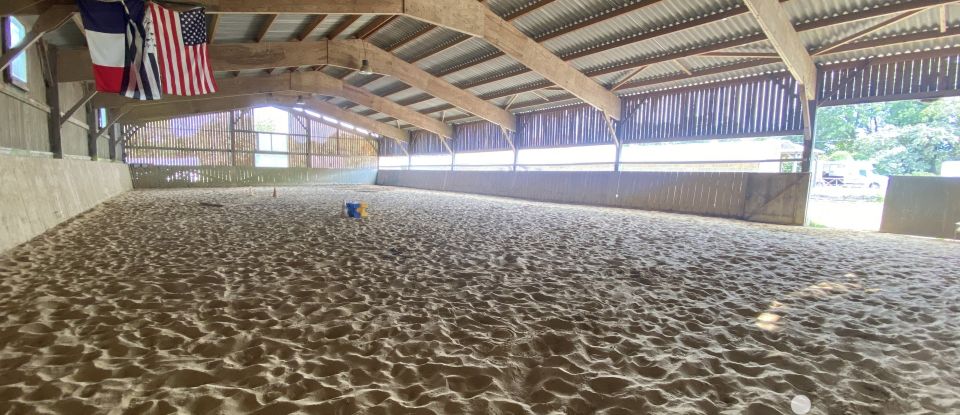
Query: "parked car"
820 161 887 189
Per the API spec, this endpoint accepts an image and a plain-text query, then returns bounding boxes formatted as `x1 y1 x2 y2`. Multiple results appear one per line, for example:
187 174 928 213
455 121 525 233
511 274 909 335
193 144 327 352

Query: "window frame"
2 16 30 91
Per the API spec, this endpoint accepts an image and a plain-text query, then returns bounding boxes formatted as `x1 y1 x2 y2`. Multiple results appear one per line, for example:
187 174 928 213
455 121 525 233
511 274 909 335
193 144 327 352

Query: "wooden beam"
610 65 648 91
254 14 278 43
39 41 62 158
60 88 97 128
0 5 71 72
941 5 949 32
700 51 781 58
16 0 486 38
103 71 451 138
814 8 928 56
59 41 332 82
327 39 516 131
296 15 327 41
480 8 621 119
208 13 220 41
355 15 393 40
121 93 410 143
430 0 952 97
743 0 818 100
504 94 518 110
325 14 360 39
0 0 51 16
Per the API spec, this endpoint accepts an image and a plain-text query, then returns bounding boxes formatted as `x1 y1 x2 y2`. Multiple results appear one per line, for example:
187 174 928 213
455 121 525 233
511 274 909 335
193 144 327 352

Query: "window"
2 17 28 89
98 108 108 128
253 107 290 168
255 132 289 168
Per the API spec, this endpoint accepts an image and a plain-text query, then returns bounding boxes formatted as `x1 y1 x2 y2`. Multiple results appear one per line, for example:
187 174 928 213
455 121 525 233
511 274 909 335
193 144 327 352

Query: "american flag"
148 3 218 96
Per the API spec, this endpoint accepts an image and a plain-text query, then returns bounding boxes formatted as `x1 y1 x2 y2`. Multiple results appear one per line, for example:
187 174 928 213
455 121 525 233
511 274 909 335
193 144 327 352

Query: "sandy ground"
0 186 958 415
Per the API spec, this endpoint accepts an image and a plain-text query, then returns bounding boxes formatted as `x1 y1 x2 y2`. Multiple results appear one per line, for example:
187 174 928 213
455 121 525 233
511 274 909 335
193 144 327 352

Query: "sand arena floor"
0 186 957 415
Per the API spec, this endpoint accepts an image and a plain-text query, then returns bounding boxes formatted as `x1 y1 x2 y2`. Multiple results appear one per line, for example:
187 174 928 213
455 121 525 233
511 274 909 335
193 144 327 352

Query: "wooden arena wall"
0 19 131 254
377 170 809 225
880 176 960 239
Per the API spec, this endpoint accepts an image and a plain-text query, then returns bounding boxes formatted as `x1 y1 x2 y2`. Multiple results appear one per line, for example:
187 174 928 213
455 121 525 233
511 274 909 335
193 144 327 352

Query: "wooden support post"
40 41 62 159
85 89 98 160
614 142 623 172
800 94 817 173
603 114 621 171
500 126 517 172
512 146 519 172
116 124 125 162
229 110 237 166
800 88 818 226
108 120 118 161
305 115 312 168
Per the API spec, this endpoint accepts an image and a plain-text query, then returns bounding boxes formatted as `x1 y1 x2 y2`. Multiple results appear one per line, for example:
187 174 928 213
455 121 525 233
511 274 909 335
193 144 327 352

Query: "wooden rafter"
479 7 621 118
355 15 394 40
297 15 328 41
326 14 360 39
814 8 929 56
351 0 559 92
610 65 649 91
11 0 488 37
481 31 960 118
254 14 279 43
207 13 219 41
941 5 950 32
743 0 817 99
0 0 51 16
427 0 955 98
120 94 410 143
101 71 453 138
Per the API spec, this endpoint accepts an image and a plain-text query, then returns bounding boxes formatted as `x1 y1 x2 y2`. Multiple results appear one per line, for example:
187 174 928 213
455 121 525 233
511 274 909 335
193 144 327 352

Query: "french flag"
77 0 161 100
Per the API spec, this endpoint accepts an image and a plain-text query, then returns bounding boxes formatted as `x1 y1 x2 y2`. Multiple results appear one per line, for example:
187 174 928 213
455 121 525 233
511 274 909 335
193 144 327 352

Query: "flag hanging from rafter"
148 2 218 96
77 0 162 100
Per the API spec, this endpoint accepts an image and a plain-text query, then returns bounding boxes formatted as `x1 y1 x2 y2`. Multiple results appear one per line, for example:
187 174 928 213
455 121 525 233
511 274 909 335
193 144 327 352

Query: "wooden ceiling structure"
4 0 960 162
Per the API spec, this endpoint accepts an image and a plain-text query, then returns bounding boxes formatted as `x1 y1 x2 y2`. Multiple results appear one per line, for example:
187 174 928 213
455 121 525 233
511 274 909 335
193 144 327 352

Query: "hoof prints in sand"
0 186 958 414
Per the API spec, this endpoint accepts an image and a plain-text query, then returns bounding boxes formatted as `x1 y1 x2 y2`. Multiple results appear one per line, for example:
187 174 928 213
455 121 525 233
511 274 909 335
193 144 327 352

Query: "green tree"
816 97 960 174
869 125 960 175
828 150 854 161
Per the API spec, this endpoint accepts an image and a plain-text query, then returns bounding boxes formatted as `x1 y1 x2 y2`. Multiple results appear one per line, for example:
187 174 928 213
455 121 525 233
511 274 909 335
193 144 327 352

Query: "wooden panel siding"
619 74 804 143
453 120 510 153
516 104 614 149
409 130 447 155
818 49 960 106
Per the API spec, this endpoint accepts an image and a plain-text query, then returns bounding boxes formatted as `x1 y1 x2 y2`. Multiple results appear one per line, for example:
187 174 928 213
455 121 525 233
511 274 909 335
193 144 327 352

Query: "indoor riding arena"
1 0 958 414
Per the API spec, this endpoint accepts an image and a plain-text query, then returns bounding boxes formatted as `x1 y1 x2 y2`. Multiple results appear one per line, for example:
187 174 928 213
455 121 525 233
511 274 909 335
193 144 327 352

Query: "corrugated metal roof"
39 0 960 130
